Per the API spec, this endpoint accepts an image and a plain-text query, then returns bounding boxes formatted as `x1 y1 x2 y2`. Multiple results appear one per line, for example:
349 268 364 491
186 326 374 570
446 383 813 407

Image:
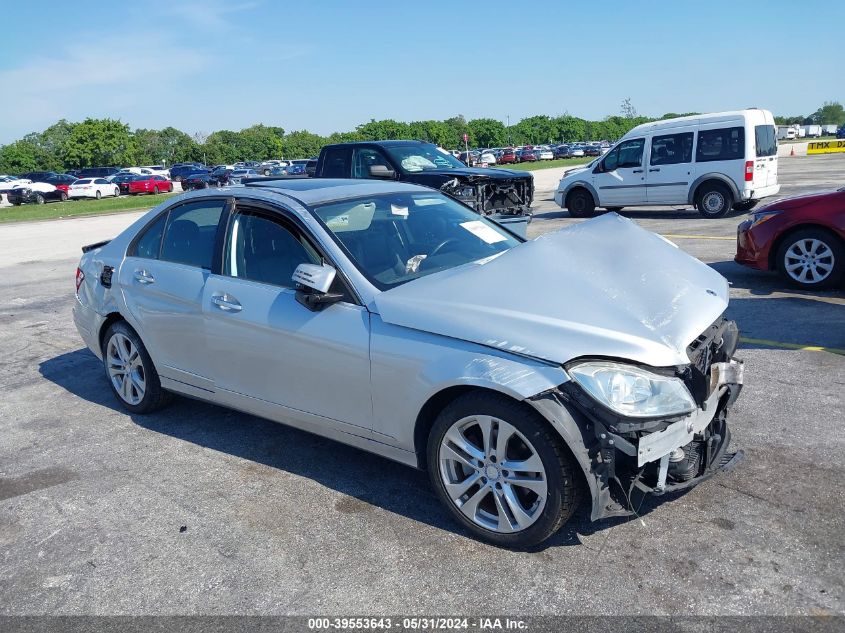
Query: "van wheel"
776 228 844 289
427 392 580 549
566 189 595 218
696 183 733 218
733 200 758 212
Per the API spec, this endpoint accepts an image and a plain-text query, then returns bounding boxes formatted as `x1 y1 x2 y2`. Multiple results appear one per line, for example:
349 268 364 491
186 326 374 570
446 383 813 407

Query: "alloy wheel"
438 415 548 534
784 238 835 285
106 332 146 405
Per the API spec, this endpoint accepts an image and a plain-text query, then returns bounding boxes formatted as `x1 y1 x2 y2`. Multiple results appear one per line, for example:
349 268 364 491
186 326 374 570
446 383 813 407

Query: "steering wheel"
428 238 462 259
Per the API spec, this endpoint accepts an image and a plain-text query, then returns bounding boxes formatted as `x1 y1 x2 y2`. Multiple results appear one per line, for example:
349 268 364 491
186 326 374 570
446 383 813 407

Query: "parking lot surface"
1 155 843 616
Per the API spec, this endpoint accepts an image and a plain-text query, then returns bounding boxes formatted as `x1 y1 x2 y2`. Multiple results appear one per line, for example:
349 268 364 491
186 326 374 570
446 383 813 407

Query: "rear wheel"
427 392 580 549
696 182 733 218
60 192 68 202
565 188 596 218
153 186 160 195
103 321 171 414
35 193 45 205
113 187 120 197
776 228 844 289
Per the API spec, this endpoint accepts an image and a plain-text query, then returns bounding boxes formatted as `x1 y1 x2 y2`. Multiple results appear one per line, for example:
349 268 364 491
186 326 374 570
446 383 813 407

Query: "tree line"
1 101 841 174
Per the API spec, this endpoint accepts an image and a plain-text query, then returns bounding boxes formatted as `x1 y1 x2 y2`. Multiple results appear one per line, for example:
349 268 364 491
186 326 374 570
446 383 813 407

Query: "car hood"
374 213 729 368
414 167 531 181
758 189 844 211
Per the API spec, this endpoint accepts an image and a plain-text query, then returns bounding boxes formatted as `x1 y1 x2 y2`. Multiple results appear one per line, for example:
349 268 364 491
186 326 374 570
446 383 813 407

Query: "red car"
499 148 517 164
127 174 173 195
735 188 845 289
519 149 537 162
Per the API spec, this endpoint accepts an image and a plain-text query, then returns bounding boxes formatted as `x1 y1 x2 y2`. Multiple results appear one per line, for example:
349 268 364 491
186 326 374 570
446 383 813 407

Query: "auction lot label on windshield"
807 140 845 154
460 220 507 244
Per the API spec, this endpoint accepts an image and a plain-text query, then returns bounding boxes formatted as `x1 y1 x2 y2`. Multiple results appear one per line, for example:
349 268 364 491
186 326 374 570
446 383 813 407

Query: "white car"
118 166 171 179
477 150 497 166
554 109 780 218
69 178 120 200
536 148 555 160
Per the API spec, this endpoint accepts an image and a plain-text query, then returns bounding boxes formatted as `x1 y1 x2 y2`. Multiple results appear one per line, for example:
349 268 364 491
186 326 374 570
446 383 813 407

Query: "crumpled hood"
374 213 730 368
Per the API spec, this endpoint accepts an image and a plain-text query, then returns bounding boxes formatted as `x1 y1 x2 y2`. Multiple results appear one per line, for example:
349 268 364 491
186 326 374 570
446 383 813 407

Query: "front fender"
560 179 599 205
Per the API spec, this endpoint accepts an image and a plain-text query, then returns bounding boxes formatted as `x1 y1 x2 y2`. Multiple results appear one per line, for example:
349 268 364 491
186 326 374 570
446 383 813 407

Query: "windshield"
384 144 466 172
312 191 521 290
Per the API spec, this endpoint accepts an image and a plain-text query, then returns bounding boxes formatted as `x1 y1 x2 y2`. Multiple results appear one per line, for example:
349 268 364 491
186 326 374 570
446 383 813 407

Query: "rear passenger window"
696 127 744 162
755 125 777 157
160 200 225 269
650 132 694 165
132 213 168 259
321 147 351 178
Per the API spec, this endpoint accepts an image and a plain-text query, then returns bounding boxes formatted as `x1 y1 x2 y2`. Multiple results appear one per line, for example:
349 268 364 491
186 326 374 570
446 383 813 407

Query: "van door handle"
632 169 643 173
134 269 155 284
211 293 242 312
648 168 660 172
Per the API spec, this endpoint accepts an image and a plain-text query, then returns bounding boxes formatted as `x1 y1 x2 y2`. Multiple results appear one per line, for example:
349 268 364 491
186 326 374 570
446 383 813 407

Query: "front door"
118 198 227 390
203 205 373 432
594 138 647 206
646 131 694 204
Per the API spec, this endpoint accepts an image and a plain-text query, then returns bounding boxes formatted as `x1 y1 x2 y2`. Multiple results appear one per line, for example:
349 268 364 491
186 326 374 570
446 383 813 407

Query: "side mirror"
369 164 395 179
292 263 343 311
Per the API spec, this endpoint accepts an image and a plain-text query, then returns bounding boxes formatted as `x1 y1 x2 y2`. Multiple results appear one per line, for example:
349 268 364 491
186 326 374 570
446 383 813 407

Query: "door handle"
134 269 155 284
211 293 242 312
649 168 660 172
632 169 644 173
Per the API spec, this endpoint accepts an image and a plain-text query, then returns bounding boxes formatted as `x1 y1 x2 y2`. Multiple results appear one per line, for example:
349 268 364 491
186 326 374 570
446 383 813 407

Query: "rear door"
753 121 779 188
593 138 647 206
119 198 228 391
646 130 695 204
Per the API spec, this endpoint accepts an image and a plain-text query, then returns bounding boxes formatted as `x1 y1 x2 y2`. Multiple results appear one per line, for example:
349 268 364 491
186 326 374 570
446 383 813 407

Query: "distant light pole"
507 115 511 146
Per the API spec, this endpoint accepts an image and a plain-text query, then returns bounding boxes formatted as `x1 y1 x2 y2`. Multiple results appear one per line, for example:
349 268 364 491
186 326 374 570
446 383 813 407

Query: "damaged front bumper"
441 176 534 218
529 321 745 521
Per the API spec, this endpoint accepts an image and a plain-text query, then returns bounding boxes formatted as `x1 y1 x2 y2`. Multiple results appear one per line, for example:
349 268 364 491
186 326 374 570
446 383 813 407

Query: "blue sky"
0 0 841 144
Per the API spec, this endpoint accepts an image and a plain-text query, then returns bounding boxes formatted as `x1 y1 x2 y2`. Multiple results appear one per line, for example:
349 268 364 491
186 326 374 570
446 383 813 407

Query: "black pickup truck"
305 140 534 220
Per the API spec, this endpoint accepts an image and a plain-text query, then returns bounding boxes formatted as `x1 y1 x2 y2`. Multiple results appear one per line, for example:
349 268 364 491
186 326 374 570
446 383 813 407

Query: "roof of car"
244 177 431 205
324 139 428 148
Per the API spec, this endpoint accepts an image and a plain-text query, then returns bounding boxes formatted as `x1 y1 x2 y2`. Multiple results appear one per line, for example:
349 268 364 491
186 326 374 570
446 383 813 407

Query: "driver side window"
224 211 320 288
603 138 645 171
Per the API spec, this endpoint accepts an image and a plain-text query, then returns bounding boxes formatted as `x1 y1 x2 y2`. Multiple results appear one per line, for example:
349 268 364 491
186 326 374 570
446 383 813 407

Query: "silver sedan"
73 179 744 548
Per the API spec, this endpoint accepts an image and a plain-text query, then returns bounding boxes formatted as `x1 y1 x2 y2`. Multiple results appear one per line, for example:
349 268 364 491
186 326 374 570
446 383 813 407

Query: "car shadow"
38 348 674 550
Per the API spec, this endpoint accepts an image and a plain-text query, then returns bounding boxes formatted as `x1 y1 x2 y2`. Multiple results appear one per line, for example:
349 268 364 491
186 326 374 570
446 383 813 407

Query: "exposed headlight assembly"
459 186 475 198
568 361 696 419
749 209 782 227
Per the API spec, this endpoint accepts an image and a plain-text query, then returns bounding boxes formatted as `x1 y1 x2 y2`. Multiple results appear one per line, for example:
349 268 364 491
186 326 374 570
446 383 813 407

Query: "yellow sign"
807 139 845 154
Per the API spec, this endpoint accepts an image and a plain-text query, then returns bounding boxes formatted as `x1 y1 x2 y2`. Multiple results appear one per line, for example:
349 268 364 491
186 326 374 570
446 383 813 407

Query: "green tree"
134 127 200 166
282 130 325 159
467 118 506 148
355 119 410 140
407 120 452 146
809 101 845 126
553 115 587 142
61 118 135 168
442 115 469 149
513 115 556 144
0 139 41 173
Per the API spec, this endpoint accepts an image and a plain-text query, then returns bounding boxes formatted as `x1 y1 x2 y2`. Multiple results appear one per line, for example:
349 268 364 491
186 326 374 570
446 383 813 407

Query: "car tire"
113 188 119 197
34 193 45 205
565 188 596 218
102 321 172 414
427 391 580 549
733 200 758 212
153 186 159 195
60 192 68 202
776 228 844 289
95 190 101 200
696 182 733 218
202 181 209 188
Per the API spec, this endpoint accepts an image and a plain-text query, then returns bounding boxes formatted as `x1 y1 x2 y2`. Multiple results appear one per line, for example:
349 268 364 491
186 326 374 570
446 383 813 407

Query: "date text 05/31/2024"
307 617 528 630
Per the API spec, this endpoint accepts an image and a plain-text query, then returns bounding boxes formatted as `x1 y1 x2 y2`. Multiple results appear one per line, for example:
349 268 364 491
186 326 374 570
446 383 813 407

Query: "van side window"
650 133 694 166
696 127 744 162
603 138 645 171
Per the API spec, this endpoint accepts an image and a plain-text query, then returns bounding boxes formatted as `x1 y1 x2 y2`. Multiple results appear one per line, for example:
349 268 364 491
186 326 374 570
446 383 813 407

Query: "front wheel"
777 228 844 289
95 190 101 200
60 192 68 202
35 193 45 205
427 392 580 549
103 321 171 414
153 186 159 195
696 182 733 218
113 188 120 197
565 189 596 218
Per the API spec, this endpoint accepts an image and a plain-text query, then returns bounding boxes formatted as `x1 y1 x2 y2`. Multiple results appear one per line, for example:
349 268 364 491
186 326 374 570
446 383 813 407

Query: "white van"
554 109 780 218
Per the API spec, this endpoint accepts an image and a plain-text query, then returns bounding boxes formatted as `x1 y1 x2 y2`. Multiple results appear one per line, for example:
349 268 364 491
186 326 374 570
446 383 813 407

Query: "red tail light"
75 267 84 293
744 160 754 181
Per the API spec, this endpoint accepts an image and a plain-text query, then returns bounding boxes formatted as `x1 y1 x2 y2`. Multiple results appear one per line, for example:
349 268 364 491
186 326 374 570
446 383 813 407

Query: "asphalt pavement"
0 155 843 616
